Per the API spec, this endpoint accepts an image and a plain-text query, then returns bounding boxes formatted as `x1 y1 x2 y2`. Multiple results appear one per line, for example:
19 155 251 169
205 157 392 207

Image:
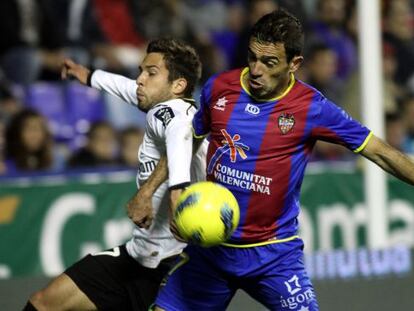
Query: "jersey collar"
240 67 295 102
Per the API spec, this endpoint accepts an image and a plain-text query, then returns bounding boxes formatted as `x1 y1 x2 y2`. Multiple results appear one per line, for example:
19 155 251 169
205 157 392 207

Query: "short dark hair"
147 38 202 98
385 112 402 124
307 43 332 60
250 9 304 62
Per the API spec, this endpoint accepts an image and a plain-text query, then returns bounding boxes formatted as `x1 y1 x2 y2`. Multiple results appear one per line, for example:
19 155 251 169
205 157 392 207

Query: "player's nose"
136 73 145 86
250 62 263 77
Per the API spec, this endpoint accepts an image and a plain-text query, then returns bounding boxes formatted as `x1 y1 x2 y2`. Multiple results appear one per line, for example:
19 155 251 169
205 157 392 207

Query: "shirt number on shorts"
93 246 120 257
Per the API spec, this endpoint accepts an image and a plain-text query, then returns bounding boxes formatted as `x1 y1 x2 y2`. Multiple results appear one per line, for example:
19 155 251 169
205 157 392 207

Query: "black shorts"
65 244 178 311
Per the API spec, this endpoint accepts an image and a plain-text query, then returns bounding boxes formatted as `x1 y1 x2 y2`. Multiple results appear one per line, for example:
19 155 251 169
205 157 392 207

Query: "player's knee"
153 306 166 311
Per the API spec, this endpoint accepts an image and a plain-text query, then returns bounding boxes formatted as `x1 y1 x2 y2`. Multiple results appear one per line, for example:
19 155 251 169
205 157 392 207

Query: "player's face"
136 53 175 112
246 39 302 100
21 116 47 152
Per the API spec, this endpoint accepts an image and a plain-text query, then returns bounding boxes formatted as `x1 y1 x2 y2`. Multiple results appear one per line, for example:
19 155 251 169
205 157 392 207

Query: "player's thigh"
64 245 134 310
246 269 318 311
155 247 235 311
30 273 96 311
243 240 319 311
76 245 174 311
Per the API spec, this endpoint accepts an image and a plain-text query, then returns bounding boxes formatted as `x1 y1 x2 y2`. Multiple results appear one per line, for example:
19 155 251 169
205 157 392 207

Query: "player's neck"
267 76 289 98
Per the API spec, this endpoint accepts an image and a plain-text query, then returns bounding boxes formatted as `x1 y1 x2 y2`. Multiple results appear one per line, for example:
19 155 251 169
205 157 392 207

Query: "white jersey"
91 70 207 268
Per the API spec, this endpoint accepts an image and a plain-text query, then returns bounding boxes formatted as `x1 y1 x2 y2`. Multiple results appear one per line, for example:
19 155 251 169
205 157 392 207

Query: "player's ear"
289 56 303 73
172 78 187 96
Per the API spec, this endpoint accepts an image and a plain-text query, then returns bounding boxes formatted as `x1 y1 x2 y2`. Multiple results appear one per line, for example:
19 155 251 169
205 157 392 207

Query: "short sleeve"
311 97 372 152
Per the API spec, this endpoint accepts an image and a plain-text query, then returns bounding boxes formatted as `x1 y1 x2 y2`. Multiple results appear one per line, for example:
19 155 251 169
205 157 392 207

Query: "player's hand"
61 58 90 84
168 189 186 242
170 219 186 243
126 190 154 229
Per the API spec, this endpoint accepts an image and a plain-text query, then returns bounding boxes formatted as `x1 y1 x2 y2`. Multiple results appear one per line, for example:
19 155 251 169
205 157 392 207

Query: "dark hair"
385 112 402 124
307 43 332 60
5 109 52 170
250 9 304 62
147 38 202 98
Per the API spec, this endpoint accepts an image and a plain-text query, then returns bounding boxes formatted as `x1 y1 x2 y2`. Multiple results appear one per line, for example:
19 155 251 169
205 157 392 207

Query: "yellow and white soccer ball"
174 181 240 247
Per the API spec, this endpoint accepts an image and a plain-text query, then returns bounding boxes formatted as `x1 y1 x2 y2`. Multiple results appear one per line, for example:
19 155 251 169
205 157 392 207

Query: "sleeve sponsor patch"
154 107 175 127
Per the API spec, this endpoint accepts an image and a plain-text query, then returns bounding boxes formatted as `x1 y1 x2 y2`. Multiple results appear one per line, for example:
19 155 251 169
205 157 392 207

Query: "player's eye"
265 61 277 68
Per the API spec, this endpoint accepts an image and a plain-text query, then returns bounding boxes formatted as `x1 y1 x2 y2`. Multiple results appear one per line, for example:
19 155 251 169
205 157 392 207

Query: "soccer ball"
174 181 240 247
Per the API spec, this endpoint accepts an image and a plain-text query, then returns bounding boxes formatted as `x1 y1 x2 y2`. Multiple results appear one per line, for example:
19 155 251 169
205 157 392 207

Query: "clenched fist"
126 189 154 229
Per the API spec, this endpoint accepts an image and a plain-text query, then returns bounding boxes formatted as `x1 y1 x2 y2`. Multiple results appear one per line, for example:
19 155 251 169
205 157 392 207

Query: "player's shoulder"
292 79 331 108
206 68 243 87
216 68 244 84
150 99 195 127
200 68 244 106
203 68 244 91
292 79 324 101
295 80 348 121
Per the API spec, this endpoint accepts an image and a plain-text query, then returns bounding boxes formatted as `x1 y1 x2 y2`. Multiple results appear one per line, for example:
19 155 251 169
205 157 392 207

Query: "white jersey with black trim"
91 70 207 268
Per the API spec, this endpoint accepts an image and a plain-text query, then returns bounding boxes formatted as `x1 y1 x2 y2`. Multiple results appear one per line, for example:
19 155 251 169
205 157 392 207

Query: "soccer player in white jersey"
23 38 206 311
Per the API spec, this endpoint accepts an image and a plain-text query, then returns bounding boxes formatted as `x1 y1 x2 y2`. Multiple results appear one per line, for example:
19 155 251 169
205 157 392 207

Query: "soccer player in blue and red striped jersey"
154 9 414 311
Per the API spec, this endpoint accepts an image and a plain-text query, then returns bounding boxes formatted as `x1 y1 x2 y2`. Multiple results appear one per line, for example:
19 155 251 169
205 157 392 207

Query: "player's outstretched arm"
360 134 414 185
127 156 168 228
61 58 137 105
61 58 91 84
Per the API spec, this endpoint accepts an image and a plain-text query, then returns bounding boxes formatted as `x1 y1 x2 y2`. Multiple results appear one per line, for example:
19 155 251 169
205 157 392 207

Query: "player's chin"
250 89 267 99
137 102 150 112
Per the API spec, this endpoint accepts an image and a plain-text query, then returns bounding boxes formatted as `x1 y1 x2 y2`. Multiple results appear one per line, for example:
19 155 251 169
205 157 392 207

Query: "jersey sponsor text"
213 163 272 195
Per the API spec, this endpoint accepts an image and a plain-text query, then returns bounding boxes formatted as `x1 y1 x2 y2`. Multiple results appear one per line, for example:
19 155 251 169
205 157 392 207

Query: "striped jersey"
193 68 372 244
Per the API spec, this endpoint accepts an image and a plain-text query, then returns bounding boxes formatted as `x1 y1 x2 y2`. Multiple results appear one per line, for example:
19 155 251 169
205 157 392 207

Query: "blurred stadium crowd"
0 0 413 175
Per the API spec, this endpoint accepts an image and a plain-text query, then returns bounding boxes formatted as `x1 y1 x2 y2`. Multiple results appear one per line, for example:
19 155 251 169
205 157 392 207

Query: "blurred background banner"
1 168 413 278
0 171 136 278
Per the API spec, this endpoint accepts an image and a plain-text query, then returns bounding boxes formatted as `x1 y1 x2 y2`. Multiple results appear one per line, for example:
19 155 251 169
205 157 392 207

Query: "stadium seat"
25 82 73 140
65 82 106 135
61 82 106 150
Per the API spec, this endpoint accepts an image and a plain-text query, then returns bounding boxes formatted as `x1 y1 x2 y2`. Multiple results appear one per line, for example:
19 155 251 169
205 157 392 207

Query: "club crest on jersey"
213 97 228 111
278 113 295 134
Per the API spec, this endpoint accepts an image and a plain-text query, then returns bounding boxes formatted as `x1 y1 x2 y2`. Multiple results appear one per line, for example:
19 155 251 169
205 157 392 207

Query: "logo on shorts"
93 246 120 257
285 274 301 295
278 113 295 134
280 275 316 310
280 288 315 310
